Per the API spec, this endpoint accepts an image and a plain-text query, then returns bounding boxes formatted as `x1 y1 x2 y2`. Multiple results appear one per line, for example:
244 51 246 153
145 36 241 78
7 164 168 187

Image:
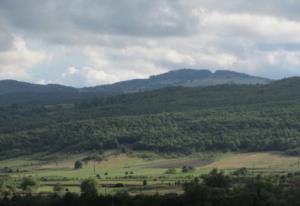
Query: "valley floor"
0 151 299 194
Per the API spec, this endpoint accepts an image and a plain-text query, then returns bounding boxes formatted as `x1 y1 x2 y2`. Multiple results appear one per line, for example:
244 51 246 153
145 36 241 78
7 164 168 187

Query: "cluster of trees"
0 176 39 196
1 78 300 156
2 169 300 206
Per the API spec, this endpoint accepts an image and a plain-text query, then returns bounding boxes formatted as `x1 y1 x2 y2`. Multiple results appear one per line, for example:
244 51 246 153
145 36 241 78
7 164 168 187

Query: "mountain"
0 80 85 106
0 80 77 95
0 69 272 105
84 69 271 93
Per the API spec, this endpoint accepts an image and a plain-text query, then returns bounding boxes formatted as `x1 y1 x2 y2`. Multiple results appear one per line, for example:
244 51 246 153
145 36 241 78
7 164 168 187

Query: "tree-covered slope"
0 77 299 157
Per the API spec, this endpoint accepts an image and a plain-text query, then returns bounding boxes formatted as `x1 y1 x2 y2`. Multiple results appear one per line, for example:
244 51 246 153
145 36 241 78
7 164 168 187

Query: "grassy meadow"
1 151 300 194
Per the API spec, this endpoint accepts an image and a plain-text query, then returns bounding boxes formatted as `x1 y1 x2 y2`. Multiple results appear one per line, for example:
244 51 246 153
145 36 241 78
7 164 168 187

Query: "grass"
1 151 300 194
0 158 40 168
203 152 300 173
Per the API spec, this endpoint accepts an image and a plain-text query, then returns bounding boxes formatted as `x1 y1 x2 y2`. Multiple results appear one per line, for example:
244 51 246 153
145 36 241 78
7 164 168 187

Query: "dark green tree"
20 177 39 192
74 160 83 170
80 178 98 197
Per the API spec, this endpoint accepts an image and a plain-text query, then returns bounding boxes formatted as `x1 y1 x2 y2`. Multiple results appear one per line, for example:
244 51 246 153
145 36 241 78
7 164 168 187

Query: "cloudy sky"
1 0 300 87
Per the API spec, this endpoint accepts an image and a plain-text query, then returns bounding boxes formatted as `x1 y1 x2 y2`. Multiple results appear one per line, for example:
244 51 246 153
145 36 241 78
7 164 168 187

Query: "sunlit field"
1 151 299 194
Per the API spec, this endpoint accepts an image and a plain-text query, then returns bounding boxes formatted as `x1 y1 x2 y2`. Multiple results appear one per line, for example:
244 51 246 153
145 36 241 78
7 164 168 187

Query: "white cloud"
82 45 167 83
61 66 79 77
58 66 122 86
0 36 47 79
195 10 300 43
267 50 300 67
82 67 119 85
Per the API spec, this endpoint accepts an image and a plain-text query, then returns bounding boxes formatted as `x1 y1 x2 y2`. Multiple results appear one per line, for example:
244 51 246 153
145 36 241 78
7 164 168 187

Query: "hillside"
0 77 299 157
0 69 271 106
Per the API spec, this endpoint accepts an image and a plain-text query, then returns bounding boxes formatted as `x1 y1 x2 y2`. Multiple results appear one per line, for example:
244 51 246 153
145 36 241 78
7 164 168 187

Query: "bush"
114 183 124 188
165 168 176 174
182 165 195 173
53 183 64 193
143 179 147 186
232 167 248 176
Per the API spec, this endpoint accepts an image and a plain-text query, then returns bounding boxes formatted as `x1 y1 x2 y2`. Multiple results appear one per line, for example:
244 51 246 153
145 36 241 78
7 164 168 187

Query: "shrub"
143 179 147 186
114 183 124 188
182 165 195 173
232 167 248 176
165 168 176 174
53 183 64 193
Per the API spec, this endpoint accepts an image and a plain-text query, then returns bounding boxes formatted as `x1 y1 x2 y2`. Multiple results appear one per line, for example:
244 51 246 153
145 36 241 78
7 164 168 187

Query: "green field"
1 152 300 194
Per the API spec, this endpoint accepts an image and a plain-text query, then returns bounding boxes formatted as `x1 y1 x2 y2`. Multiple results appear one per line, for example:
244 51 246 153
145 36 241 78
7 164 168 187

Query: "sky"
1 0 300 87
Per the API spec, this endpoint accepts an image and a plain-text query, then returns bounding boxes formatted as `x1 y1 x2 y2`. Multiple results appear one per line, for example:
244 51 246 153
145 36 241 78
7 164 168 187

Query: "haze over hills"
0 69 271 105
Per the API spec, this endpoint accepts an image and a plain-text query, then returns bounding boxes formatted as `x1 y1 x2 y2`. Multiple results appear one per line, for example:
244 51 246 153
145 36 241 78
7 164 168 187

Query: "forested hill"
0 69 271 106
0 77 300 157
84 69 271 93
0 80 102 106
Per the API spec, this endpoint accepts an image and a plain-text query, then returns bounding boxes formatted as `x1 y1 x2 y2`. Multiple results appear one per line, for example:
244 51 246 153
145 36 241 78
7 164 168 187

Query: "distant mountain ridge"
0 69 272 105
0 80 77 95
83 69 272 93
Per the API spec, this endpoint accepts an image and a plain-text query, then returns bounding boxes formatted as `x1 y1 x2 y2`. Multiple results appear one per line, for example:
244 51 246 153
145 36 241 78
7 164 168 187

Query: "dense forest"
1 77 300 157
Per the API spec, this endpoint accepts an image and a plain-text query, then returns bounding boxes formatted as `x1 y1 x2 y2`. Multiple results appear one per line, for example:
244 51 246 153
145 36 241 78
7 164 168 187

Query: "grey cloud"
0 0 299 46
0 1 61 32
71 0 199 37
193 0 300 21
257 43 300 51
0 0 199 46
0 28 13 51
